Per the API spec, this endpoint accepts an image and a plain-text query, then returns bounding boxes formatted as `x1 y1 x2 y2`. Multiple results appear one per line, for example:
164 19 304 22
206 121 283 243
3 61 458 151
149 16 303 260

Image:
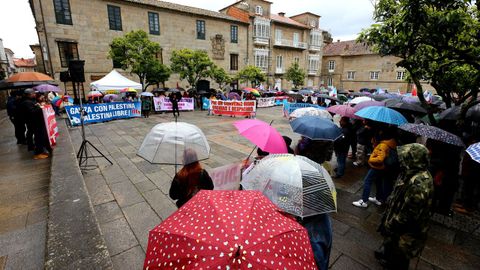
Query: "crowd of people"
6 89 54 159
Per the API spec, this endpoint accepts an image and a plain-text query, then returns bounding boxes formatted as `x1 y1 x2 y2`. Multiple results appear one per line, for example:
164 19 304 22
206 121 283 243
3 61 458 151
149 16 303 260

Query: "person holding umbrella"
141 96 152 118
169 148 213 208
333 117 354 178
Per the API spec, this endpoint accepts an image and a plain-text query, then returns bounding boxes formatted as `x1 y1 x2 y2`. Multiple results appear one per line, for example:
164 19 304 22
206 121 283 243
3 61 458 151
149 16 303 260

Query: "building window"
107 5 122 31
255 6 263 15
328 60 335 71
294 57 299 64
396 71 406 80
57 42 79 68
275 29 282 42
347 71 355 80
254 49 269 72
327 77 333 86
231 25 238 43
53 0 72 25
196 20 205 40
310 29 322 46
253 17 270 38
230 54 238 70
308 55 320 73
276 55 283 72
293 32 300 46
370 71 380 80
148 12 160 35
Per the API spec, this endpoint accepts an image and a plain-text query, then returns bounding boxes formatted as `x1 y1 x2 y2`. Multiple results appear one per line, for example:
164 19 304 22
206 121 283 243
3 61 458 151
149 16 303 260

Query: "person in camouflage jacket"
376 143 434 269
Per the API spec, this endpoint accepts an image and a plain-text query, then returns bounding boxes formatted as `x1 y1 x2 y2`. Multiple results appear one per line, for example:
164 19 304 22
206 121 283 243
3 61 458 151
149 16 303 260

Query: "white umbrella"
289 107 333 121
140 92 154 97
137 122 210 165
349 96 373 105
241 154 337 218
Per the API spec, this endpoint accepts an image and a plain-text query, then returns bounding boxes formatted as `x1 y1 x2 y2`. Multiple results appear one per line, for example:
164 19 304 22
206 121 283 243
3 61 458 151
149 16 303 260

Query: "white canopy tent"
90 70 142 92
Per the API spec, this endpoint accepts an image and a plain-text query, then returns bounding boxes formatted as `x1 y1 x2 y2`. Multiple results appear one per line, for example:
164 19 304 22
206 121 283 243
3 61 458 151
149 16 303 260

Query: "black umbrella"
438 106 462 121
167 88 180 93
384 98 403 107
0 79 58 91
338 89 349 95
388 102 428 114
350 92 367 97
466 103 480 122
316 94 341 103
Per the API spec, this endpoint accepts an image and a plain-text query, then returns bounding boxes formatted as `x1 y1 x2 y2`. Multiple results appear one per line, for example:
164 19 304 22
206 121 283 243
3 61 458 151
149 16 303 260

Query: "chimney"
337 39 341 42
278 12 285 17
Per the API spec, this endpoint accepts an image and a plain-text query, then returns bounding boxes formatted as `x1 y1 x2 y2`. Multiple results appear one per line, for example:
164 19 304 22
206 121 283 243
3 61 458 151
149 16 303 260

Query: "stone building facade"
321 40 434 93
29 0 249 93
220 0 326 90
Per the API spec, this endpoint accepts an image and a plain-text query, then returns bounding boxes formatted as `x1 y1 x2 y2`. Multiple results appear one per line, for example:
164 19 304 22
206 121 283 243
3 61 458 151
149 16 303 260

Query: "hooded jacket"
381 143 434 258
368 138 397 170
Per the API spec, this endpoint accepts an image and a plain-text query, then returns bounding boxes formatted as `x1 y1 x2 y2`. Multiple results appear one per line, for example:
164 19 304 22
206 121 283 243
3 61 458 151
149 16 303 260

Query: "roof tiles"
323 40 374 56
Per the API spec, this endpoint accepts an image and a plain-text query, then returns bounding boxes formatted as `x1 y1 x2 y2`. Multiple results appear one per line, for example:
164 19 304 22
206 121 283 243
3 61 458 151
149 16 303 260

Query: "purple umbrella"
33 84 61 93
103 94 118 102
228 92 241 100
327 105 361 119
353 100 386 112
402 96 420 104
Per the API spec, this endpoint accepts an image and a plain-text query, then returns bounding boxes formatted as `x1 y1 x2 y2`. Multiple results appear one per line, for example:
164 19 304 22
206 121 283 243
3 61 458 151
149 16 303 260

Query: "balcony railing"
275 68 284 74
309 44 322 51
274 39 307 49
308 69 318 75
253 36 269 45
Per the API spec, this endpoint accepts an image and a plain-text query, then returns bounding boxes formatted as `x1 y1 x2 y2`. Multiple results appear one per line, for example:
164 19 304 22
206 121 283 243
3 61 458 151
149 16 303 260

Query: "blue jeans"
336 152 347 177
303 214 332 270
361 168 385 202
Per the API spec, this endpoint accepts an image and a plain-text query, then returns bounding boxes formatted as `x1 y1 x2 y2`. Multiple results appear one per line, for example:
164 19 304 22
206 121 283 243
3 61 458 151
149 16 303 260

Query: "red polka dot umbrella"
144 190 317 270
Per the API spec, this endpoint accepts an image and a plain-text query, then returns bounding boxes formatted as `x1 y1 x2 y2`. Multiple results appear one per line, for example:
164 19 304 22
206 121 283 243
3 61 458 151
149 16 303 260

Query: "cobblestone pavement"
0 110 49 270
67 107 480 270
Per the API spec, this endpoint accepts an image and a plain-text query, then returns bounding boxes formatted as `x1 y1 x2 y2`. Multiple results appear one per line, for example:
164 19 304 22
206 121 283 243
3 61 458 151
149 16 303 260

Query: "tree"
285 62 306 89
358 0 480 111
210 65 232 90
108 30 167 92
170 49 214 89
236 65 266 87
146 61 171 89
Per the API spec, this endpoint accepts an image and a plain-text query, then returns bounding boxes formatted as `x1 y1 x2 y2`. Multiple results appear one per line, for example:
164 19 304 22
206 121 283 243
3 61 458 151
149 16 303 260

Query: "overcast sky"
0 0 374 58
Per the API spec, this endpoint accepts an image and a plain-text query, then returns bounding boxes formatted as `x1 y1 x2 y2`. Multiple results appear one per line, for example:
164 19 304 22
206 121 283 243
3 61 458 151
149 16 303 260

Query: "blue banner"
284 102 322 115
202 97 210 110
65 102 141 126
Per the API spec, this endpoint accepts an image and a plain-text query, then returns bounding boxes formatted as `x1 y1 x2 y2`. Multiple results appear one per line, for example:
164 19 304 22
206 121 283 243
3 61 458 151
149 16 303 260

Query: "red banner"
210 100 256 117
42 104 59 146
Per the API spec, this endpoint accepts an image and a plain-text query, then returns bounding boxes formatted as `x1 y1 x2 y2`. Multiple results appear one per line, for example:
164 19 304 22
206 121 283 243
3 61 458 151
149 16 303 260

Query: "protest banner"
42 104 59 146
211 163 243 190
65 102 141 126
283 102 322 117
153 97 194 111
210 100 256 117
257 97 275 108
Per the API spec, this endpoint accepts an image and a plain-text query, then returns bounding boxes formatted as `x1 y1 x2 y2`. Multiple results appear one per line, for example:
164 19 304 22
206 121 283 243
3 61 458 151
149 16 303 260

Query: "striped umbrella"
399 123 465 147
466 142 480 164
241 154 337 218
355 106 408 126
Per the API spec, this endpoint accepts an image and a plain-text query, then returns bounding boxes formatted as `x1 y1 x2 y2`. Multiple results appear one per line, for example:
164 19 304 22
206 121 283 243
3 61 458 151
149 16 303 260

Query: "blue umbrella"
290 116 342 141
355 106 408 126
399 123 465 147
466 142 480 164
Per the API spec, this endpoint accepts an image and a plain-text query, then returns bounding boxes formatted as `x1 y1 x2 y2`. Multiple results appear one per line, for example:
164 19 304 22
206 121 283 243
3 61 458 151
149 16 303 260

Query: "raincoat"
380 143 434 259
368 138 396 170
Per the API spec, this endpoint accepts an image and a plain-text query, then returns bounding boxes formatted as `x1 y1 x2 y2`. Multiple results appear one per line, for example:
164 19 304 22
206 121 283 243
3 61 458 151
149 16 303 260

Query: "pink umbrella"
233 119 288 154
353 100 386 112
327 105 361 119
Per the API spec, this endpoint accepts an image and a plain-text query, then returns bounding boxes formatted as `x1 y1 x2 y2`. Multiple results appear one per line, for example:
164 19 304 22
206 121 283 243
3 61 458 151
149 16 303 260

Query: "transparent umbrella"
241 154 337 218
137 122 210 165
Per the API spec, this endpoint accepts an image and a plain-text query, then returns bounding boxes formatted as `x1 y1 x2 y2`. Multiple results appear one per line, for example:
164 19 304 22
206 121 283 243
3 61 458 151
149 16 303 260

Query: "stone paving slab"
66 107 480 269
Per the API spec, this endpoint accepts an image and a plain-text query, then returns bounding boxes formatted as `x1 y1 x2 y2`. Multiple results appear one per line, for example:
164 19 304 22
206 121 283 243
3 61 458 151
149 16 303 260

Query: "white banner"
153 97 194 111
211 163 243 190
257 97 276 108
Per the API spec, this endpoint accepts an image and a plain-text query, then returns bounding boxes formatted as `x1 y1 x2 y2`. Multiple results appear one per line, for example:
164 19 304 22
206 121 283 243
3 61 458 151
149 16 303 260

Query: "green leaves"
108 30 165 91
210 65 232 89
170 49 214 88
235 66 266 87
285 62 306 89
